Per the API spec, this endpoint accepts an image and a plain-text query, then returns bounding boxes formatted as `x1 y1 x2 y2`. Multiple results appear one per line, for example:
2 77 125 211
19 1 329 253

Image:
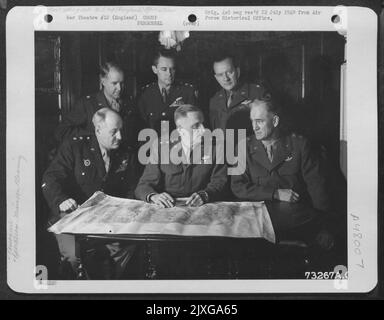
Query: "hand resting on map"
149 192 175 208
59 198 78 215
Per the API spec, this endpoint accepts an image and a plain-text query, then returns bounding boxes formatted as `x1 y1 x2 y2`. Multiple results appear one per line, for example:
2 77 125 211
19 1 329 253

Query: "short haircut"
174 105 204 123
152 48 177 66
250 97 281 117
92 107 121 128
99 61 124 79
212 52 239 71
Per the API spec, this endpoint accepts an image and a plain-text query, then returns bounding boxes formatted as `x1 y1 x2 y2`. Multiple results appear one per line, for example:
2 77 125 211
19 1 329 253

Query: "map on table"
48 192 276 243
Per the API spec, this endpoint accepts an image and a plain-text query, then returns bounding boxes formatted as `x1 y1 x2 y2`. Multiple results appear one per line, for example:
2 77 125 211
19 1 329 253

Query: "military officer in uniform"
55 61 142 149
209 54 266 135
135 105 228 277
231 98 334 249
138 49 197 136
43 108 140 279
135 104 227 207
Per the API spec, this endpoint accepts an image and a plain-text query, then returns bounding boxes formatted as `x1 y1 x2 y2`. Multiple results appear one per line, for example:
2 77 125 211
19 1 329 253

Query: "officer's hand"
274 189 300 203
150 193 175 208
59 198 78 214
186 193 204 207
242 99 252 106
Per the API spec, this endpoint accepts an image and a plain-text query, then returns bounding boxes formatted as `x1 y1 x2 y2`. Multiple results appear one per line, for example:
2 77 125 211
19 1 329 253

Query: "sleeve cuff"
146 193 157 203
197 190 209 204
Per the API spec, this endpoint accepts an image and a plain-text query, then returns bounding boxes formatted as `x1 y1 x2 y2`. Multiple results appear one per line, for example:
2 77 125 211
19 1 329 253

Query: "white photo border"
6 5 378 293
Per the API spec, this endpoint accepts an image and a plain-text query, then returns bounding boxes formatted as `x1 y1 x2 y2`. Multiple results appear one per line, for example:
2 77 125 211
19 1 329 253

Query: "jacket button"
162 112 166 116
81 172 85 176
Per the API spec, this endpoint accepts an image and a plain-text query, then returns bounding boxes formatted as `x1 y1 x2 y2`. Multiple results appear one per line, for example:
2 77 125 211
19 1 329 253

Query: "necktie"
266 144 274 163
102 150 110 173
110 99 121 112
227 91 233 108
161 88 168 104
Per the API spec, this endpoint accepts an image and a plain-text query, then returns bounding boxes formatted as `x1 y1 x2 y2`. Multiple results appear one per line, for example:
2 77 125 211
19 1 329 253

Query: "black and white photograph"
35 29 348 281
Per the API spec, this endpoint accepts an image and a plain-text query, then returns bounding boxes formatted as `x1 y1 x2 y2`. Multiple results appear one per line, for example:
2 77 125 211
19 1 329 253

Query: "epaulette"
183 82 194 88
141 82 155 91
72 135 92 142
291 133 303 140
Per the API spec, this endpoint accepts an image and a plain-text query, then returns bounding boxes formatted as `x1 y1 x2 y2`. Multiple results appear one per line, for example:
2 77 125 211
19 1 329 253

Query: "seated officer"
231 98 334 249
135 104 227 207
55 61 142 149
42 108 140 279
138 49 197 137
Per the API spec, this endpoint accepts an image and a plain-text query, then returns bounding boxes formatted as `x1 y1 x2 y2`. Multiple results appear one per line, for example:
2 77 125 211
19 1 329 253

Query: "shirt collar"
158 83 171 93
103 92 119 107
261 138 279 149
98 142 109 158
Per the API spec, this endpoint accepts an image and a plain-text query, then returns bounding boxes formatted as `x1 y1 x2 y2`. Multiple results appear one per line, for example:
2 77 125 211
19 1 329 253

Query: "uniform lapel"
167 85 179 106
248 136 272 171
190 139 208 165
270 136 292 171
229 83 249 109
153 84 167 112
96 91 110 109
217 89 228 112
169 137 189 168
90 136 107 178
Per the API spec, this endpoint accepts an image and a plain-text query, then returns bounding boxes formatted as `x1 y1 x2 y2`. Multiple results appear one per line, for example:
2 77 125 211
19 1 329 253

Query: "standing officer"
209 54 266 135
231 98 334 249
55 61 142 149
138 49 197 136
43 108 140 279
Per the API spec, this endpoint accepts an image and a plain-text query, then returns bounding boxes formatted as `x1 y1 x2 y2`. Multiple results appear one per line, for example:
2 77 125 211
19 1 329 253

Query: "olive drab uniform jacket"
135 136 228 203
209 82 265 134
231 133 330 213
42 135 141 224
138 82 197 135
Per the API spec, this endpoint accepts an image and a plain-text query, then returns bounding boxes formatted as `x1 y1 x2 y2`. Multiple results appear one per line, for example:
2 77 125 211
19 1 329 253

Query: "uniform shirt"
135 137 228 202
261 139 279 163
42 135 141 223
209 82 265 134
55 91 143 149
98 143 111 173
231 133 330 212
138 82 197 135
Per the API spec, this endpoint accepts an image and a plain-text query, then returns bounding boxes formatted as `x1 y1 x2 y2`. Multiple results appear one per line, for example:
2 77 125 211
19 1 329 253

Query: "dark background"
1 0 383 300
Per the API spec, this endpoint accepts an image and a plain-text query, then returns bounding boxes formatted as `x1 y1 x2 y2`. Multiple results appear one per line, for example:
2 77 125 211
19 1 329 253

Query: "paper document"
49 192 276 243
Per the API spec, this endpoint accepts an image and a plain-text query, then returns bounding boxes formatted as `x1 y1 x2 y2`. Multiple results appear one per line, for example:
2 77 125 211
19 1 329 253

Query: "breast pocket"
249 164 270 186
278 161 300 176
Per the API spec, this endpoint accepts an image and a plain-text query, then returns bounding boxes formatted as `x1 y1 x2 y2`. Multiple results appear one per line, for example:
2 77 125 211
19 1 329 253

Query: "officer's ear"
151 65 158 75
100 75 107 90
236 67 241 79
272 115 280 128
95 124 102 136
